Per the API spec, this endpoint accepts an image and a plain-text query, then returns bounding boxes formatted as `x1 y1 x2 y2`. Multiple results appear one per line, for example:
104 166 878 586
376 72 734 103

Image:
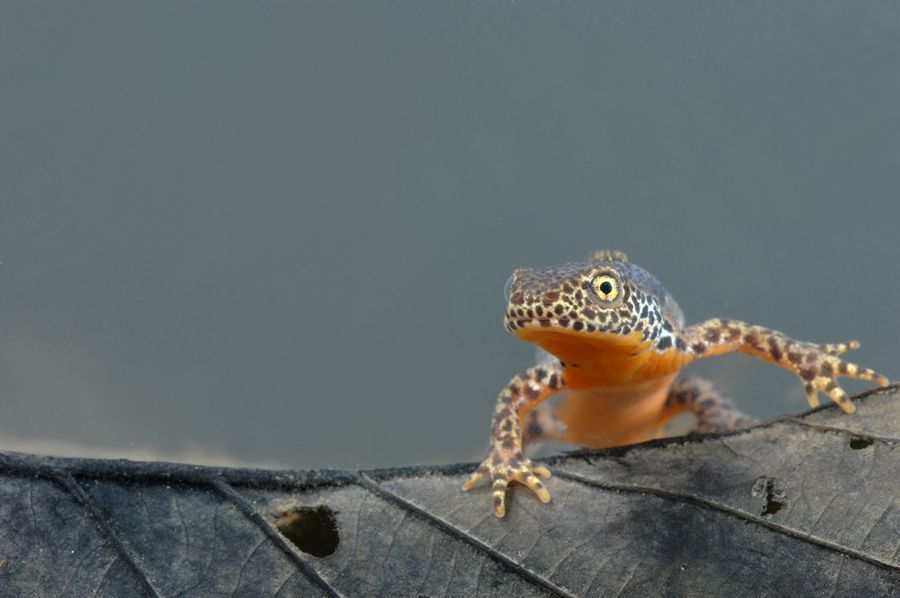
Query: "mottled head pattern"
504 250 686 352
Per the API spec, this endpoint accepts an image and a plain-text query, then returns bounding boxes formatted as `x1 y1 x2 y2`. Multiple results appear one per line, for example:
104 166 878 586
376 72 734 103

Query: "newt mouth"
508 320 653 369
506 316 591 333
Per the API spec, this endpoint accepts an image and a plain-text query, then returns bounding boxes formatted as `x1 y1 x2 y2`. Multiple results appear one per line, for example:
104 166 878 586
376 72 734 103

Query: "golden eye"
591 274 619 302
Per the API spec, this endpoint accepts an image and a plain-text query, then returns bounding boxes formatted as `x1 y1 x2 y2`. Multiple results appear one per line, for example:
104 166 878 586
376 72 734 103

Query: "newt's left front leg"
462 362 565 517
680 319 889 413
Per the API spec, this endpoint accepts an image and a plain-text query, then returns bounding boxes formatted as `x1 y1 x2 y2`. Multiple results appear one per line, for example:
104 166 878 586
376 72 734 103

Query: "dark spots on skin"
799 367 816 381
575 290 583 300
517 319 528 328
538 319 551 327
535 306 543 316
657 336 673 350
561 282 574 293
821 362 833 376
572 321 584 331
768 338 783 362
586 324 596 332
662 320 673 332
516 308 525 317
501 438 515 449
554 305 564 315
704 328 721 343
838 362 849 375
698 397 717 408
675 337 687 351
582 307 596 319
524 385 539 400
824 380 837 391
493 495 503 508
744 332 760 348
691 342 706 354
527 309 534 318
508 455 523 468
534 367 546 380
804 352 817 364
568 311 578 320
640 304 648 318
510 293 524 305
557 318 569 327
787 352 803 365
548 373 560 389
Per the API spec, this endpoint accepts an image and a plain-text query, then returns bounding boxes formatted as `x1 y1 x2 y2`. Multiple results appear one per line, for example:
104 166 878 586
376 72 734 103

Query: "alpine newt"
463 250 890 517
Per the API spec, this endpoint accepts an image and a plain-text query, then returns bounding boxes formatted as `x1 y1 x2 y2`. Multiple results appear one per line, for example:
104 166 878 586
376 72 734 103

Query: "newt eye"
503 275 514 302
591 273 619 302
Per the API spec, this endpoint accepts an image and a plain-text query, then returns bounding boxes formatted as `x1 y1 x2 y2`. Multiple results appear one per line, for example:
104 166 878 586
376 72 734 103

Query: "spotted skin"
680 319 885 414
464 250 890 517
663 376 754 433
462 362 563 517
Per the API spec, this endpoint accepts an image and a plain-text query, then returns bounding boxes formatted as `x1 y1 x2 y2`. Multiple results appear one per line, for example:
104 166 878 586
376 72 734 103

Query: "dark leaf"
1 386 898 597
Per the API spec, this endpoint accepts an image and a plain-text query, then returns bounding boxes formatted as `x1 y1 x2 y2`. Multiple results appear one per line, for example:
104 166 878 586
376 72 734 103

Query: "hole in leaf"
849 435 874 450
275 506 339 557
751 476 786 517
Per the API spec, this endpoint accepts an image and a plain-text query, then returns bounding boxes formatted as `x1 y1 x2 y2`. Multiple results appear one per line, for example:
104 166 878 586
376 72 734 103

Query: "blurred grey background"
0 2 897 469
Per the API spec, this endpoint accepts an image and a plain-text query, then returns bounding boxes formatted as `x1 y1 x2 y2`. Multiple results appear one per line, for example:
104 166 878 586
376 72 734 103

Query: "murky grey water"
1 2 898 469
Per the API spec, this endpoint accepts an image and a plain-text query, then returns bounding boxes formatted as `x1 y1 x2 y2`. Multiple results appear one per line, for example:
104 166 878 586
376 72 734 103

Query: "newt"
463 250 890 517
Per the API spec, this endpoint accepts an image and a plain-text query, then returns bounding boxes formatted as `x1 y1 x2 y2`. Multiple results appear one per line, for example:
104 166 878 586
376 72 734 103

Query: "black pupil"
599 280 613 295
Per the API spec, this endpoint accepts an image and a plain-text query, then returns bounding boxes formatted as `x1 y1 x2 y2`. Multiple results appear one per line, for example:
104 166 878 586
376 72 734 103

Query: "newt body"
464 250 889 517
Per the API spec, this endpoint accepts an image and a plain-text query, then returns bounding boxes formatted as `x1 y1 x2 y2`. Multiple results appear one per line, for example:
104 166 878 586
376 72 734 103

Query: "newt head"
503 249 687 382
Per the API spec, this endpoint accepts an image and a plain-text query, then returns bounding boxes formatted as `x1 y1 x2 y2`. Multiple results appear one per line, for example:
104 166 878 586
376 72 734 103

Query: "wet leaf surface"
1 386 898 597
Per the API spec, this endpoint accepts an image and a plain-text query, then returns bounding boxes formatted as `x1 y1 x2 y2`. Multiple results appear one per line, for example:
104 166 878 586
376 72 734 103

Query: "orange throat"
515 327 688 387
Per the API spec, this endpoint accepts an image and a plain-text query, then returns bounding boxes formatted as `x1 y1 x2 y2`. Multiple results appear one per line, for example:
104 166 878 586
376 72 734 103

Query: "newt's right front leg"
463 362 565 517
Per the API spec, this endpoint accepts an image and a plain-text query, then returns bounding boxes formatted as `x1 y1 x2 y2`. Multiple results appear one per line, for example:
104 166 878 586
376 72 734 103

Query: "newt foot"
462 453 551 518
796 340 888 413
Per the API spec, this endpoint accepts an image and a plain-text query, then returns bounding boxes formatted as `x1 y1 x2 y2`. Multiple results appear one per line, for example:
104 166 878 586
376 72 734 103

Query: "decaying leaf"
1 385 898 597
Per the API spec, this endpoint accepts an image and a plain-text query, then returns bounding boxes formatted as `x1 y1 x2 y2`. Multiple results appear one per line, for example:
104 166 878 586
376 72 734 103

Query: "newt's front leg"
463 362 565 517
681 319 889 413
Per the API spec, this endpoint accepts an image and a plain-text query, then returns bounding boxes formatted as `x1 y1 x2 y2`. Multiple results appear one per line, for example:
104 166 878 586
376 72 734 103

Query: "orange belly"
516 327 693 447
554 374 677 447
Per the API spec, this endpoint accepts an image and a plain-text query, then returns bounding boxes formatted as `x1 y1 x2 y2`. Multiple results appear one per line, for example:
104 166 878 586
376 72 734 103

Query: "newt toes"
463 249 890 517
